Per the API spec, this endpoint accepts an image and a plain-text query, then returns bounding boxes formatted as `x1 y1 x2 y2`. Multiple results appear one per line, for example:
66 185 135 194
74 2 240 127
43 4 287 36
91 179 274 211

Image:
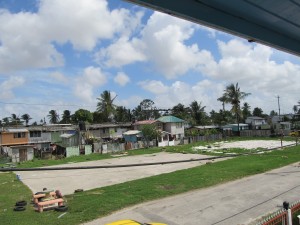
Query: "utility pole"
277 95 281 121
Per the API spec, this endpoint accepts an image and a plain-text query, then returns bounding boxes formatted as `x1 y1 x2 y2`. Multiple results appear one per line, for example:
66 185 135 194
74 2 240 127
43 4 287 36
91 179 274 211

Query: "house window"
176 123 182 128
14 132 26 138
30 131 41 137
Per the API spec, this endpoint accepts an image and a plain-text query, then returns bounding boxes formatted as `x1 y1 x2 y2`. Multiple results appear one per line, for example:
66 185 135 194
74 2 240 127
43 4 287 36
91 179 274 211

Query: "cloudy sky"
0 0 300 123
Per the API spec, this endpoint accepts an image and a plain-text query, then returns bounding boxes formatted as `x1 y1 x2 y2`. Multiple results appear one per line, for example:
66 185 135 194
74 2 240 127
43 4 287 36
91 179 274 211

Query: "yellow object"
290 130 300 137
105 219 166 225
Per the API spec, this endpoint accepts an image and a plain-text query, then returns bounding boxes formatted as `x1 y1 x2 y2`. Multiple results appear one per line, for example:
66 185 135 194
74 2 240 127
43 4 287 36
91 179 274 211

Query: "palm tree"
2 117 10 126
96 90 117 122
242 102 251 121
21 114 32 126
189 101 206 125
10 114 22 126
48 110 59 124
115 106 132 122
217 95 227 111
61 110 71 124
171 103 188 119
222 83 250 135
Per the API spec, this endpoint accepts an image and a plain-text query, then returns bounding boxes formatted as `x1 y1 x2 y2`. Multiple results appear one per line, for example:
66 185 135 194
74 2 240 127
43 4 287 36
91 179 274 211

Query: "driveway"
83 162 300 225
17 152 228 195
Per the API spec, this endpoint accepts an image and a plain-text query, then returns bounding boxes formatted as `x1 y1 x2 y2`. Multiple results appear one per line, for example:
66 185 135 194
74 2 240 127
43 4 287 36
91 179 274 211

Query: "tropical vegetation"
1 88 299 128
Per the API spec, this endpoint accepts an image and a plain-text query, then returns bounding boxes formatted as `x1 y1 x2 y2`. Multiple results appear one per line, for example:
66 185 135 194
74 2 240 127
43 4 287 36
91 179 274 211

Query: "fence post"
287 209 292 225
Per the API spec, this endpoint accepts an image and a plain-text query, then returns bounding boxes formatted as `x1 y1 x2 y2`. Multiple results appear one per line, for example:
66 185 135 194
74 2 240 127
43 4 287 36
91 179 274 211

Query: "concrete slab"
16 152 228 195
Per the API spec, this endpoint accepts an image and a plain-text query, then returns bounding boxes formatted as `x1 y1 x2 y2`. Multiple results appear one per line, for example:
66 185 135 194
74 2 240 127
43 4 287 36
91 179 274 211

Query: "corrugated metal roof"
60 133 75 138
123 130 142 135
7 128 28 133
246 116 264 120
88 123 132 129
133 120 157 125
157 116 185 123
194 125 219 129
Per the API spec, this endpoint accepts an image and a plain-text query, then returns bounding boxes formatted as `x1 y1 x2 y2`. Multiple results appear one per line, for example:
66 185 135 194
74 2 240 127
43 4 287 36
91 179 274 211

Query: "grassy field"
1 141 300 225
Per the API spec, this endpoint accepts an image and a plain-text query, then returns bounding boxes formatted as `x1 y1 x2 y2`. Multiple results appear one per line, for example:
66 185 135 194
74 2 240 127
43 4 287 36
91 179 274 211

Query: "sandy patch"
193 140 295 150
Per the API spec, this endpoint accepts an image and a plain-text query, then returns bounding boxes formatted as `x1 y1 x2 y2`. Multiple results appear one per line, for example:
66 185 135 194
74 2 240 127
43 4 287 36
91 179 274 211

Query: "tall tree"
47 110 59 124
270 110 278 117
222 83 250 135
189 101 207 125
171 103 189 120
242 102 251 121
10 114 22 126
135 99 160 120
21 114 32 126
252 107 263 117
217 95 227 111
60 110 72 124
115 106 132 122
2 117 10 126
96 90 117 122
92 111 106 123
72 109 93 123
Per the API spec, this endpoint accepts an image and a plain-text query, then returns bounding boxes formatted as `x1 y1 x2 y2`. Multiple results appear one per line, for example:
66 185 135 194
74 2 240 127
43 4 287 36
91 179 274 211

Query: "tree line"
1 83 298 127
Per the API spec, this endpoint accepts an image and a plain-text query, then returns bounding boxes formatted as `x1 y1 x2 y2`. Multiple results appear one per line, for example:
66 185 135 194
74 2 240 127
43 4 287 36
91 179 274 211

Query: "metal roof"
246 116 265 120
123 130 142 135
6 128 28 133
194 125 219 129
126 0 300 57
133 120 158 125
60 133 75 138
157 116 185 123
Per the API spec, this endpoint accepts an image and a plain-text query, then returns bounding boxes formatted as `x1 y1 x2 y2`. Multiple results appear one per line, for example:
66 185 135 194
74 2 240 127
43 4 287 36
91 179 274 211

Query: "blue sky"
0 0 300 123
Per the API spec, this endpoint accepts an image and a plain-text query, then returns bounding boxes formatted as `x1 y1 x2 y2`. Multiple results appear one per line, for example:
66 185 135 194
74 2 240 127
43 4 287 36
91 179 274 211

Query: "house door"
19 149 27 162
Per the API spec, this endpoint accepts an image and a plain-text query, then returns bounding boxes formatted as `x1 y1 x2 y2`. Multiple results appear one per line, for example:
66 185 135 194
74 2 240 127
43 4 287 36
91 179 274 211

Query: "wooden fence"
241 130 271 137
91 134 223 154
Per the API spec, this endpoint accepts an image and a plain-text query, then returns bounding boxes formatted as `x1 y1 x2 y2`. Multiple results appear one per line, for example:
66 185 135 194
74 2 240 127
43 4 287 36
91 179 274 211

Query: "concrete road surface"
83 162 300 225
17 152 228 195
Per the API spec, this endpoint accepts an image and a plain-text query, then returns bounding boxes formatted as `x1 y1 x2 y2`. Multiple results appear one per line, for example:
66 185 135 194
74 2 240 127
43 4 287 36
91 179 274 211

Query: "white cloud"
115 95 143 109
97 37 146 67
0 0 141 73
138 79 223 112
114 72 130 86
141 12 213 79
202 39 300 95
48 72 68 84
99 11 215 79
138 80 168 94
0 76 25 99
39 0 128 50
73 66 107 103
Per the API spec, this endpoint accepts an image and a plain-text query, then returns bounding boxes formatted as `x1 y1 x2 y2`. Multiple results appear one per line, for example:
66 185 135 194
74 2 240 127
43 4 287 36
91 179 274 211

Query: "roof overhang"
125 0 300 57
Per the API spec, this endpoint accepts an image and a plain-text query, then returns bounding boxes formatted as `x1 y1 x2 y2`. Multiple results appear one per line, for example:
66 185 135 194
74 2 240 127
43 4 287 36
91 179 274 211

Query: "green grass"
1 144 300 225
14 153 113 169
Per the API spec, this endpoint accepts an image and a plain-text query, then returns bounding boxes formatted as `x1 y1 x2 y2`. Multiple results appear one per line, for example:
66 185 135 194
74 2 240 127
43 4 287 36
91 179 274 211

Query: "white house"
245 116 268 129
157 115 185 140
